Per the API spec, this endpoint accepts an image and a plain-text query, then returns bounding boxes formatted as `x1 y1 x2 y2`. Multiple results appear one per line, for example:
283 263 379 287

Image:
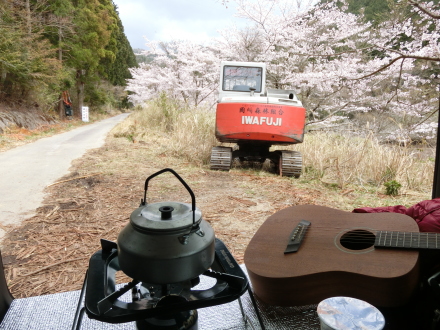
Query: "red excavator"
210 61 306 177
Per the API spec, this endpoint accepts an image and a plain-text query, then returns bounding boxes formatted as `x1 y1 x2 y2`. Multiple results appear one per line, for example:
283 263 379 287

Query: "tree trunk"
58 29 64 119
76 70 84 118
58 26 63 62
0 63 6 83
25 0 31 34
58 93 65 119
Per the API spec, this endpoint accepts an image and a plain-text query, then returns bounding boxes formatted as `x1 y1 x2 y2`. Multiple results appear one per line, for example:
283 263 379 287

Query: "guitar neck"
375 231 440 250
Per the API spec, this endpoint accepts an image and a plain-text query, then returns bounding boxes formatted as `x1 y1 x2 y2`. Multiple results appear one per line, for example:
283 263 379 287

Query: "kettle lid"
130 201 202 233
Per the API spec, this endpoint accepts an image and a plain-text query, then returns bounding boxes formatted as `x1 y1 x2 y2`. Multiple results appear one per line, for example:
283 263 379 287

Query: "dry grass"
0 110 122 152
115 96 434 194
112 97 217 165
0 121 85 151
288 132 434 193
1 134 431 299
0 99 434 299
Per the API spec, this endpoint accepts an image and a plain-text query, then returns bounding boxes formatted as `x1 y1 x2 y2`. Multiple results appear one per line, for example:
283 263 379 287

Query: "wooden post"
432 83 440 199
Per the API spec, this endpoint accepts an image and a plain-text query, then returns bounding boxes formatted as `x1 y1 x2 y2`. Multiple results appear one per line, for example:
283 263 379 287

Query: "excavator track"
279 151 302 178
210 146 233 171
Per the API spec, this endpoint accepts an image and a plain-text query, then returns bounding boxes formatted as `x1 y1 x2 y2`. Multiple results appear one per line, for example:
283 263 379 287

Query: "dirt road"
0 113 130 239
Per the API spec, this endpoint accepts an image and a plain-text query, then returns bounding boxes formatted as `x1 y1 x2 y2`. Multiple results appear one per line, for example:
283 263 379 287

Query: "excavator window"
223 66 262 93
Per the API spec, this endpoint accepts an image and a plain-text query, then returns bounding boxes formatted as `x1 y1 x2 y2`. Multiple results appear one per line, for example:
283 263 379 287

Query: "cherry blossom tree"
217 0 376 122
352 0 440 141
126 0 439 142
126 40 221 108
217 0 440 142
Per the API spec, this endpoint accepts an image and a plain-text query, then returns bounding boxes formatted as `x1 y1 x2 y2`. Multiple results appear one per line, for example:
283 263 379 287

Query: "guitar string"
298 230 437 239
292 235 438 246
299 235 439 246
296 226 432 234
293 228 439 245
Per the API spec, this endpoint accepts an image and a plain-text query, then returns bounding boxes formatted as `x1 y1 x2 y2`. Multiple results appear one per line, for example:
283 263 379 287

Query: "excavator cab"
221 65 264 94
210 61 306 177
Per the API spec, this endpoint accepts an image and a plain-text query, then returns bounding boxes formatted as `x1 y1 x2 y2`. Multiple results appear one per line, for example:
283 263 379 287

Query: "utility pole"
432 77 440 198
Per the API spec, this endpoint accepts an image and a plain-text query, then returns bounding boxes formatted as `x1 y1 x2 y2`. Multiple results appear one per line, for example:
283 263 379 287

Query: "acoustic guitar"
243 205 437 308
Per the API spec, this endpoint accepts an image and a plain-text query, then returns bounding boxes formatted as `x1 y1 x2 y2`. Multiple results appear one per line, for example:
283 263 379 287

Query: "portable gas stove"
70 169 263 330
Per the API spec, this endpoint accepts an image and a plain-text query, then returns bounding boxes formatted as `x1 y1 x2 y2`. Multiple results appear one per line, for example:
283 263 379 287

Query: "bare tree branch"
411 107 439 129
306 102 351 126
385 58 406 107
287 46 375 58
409 0 440 19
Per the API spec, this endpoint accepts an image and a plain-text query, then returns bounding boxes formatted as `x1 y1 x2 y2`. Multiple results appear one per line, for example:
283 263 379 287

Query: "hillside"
0 0 136 120
0 105 55 134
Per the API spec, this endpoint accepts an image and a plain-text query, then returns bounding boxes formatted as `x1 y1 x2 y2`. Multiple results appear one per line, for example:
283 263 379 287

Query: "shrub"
384 180 402 196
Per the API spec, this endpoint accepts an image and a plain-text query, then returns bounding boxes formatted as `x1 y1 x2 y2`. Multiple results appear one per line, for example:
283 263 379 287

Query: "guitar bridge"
284 220 311 254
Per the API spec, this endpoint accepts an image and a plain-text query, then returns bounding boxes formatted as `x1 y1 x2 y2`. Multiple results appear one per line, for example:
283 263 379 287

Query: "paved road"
0 113 130 239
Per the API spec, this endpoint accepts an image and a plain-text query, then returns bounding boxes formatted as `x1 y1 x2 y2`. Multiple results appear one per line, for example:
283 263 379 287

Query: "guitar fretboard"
375 231 440 250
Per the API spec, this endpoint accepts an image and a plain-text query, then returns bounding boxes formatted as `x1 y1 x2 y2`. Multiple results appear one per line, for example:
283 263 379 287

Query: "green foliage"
69 0 116 73
67 0 136 112
384 180 402 196
381 166 397 183
84 81 115 108
102 11 138 86
346 0 392 24
304 165 325 180
151 92 182 131
318 0 396 24
0 2 65 104
0 0 136 113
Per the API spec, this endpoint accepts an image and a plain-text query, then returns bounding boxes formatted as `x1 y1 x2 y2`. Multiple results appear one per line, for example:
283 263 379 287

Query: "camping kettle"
117 168 215 284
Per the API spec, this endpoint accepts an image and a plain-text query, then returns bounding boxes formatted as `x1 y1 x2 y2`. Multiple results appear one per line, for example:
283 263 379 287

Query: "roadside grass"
111 96 434 207
111 95 217 166
290 131 434 194
0 110 122 152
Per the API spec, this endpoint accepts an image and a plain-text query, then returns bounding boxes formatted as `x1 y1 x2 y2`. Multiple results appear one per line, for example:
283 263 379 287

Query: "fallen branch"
45 205 60 218
19 257 88 277
342 189 355 196
228 196 257 207
47 173 102 187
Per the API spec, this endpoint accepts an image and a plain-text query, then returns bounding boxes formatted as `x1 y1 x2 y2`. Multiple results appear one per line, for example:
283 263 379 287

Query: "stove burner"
75 238 251 330
135 295 198 330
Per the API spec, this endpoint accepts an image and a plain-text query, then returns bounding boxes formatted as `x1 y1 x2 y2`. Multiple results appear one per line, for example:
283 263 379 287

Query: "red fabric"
353 198 440 233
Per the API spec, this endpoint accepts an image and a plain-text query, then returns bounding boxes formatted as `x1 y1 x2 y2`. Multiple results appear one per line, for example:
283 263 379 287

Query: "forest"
0 0 136 118
127 0 440 145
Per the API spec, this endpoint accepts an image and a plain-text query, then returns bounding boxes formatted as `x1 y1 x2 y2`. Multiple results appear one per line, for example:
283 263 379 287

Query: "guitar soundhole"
340 229 376 250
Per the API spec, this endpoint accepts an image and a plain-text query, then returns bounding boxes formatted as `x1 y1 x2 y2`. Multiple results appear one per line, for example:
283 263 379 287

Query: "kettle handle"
141 168 196 226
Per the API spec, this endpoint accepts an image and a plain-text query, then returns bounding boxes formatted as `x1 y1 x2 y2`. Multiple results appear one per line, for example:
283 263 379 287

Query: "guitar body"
244 205 420 307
